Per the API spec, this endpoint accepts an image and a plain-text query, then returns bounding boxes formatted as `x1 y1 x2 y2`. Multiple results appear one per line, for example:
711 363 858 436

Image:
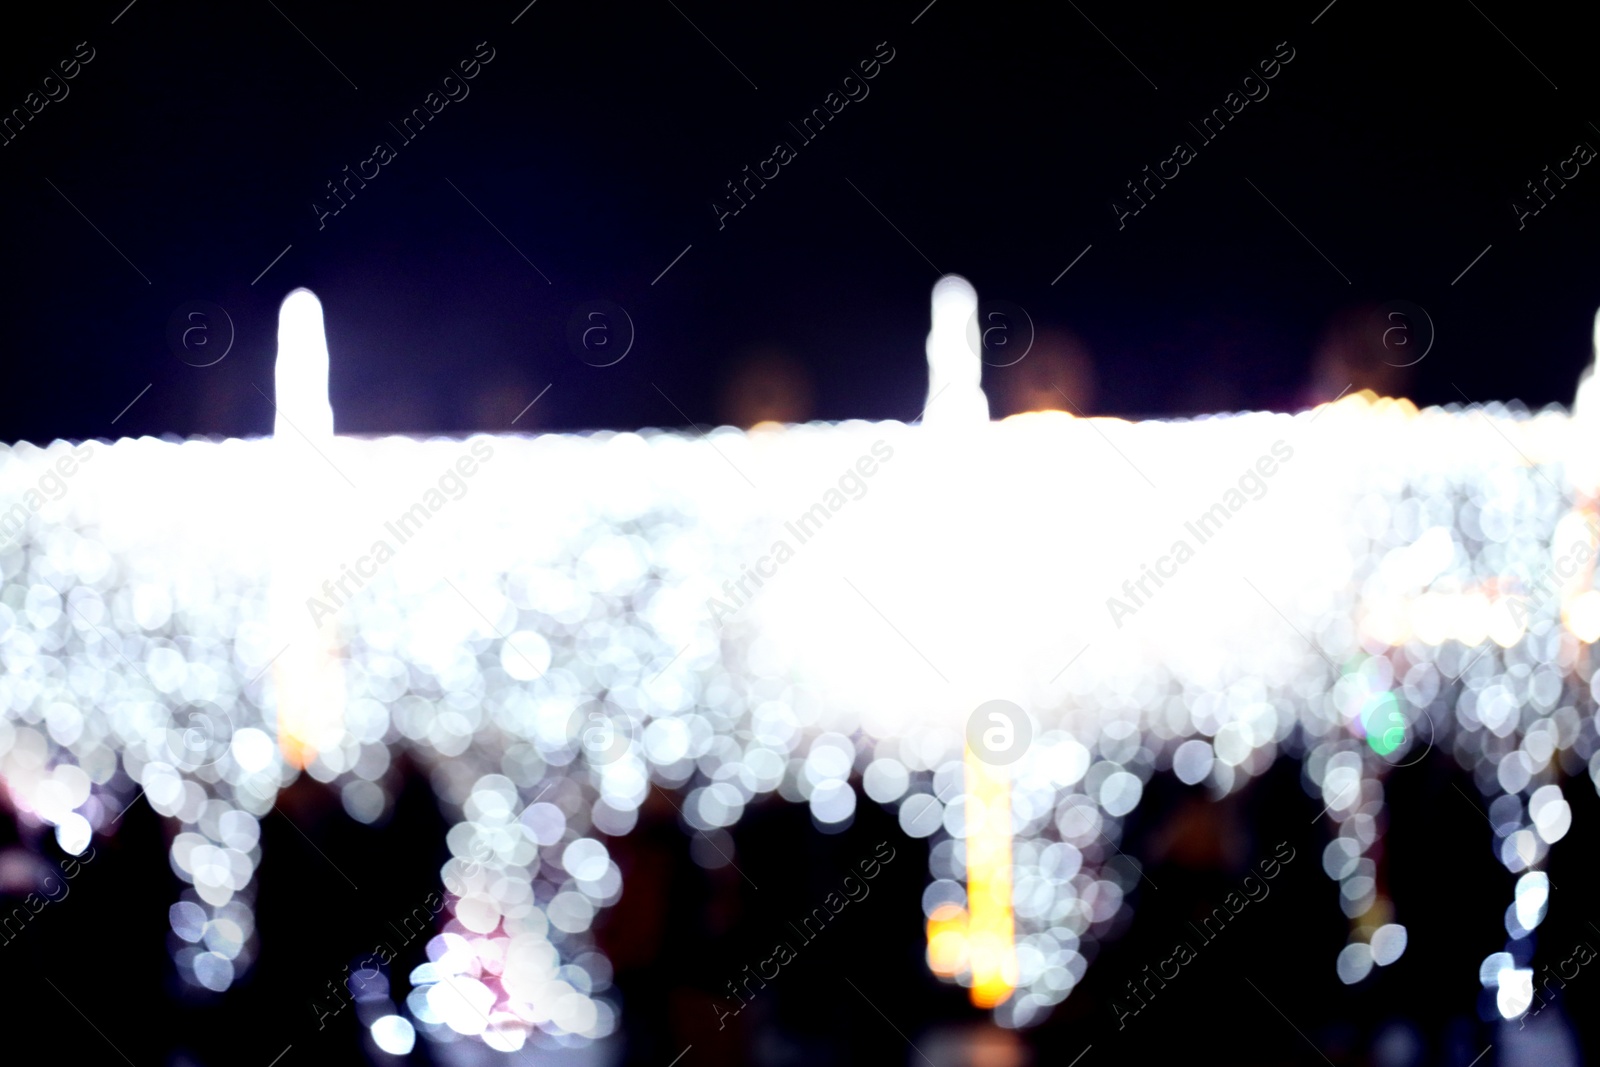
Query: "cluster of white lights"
4 285 1600 1045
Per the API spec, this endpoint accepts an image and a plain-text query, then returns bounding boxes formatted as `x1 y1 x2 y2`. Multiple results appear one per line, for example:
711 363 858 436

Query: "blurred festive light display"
2 280 1598 1049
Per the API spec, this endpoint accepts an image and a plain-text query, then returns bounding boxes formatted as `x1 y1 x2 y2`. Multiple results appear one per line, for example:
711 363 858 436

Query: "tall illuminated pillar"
270 289 347 768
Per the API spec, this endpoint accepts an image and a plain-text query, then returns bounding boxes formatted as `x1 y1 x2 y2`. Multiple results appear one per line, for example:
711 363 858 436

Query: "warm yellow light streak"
963 743 1016 1009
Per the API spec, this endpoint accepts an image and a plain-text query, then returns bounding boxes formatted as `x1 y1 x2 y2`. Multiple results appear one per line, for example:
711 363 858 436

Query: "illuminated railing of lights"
1 281 1597 1050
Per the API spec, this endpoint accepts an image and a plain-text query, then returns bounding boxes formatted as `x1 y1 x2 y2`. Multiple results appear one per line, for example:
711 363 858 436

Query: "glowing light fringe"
0 282 1597 1046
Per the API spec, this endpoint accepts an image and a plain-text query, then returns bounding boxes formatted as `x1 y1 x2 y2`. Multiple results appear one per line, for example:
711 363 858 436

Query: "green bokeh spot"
1362 691 1404 756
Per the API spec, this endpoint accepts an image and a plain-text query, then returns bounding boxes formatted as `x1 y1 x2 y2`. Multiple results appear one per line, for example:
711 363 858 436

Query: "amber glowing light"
963 742 1017 1009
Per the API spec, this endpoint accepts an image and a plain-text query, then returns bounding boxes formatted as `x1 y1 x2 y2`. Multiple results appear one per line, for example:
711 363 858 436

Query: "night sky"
2 1 1597 443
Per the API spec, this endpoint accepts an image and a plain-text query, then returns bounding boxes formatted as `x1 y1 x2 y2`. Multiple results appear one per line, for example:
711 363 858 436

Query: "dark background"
2 1 1598 444
5 2 1600 1065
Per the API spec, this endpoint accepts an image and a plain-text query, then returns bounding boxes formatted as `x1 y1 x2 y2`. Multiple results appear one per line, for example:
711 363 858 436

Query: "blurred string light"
3 283 1600 1043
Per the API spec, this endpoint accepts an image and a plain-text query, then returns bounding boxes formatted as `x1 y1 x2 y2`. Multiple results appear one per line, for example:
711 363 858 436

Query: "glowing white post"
918 278 1015 1005
274 289 335 439
269 288 346 767
923 274 989 428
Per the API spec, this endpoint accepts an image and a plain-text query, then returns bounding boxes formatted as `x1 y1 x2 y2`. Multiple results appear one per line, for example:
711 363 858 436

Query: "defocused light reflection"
5 284 1600 1043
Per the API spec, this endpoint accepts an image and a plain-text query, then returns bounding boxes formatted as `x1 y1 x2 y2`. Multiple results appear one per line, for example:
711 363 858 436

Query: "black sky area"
2 1 1597 445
